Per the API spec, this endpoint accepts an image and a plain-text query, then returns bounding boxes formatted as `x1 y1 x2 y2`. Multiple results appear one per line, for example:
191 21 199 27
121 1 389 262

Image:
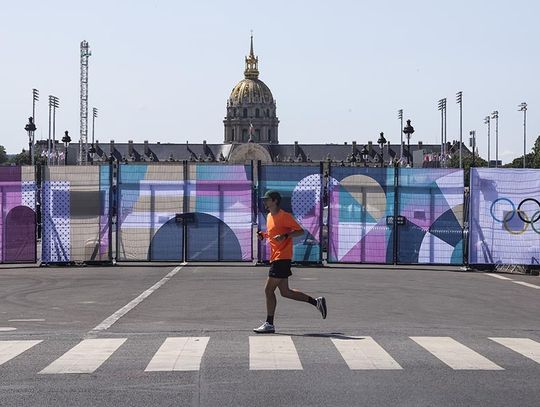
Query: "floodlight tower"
79 40 91 165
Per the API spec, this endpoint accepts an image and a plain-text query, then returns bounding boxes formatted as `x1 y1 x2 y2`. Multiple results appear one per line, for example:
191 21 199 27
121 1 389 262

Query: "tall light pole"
377 132 387 168
48 95 60 165
456 91 463 168
484 116 491 167
403 119 415 167
398 109 403 163
491 111 499 168
469 130 476 167
518 102 527 168
438 98 447 167
91 107 98 163
31 89 39 165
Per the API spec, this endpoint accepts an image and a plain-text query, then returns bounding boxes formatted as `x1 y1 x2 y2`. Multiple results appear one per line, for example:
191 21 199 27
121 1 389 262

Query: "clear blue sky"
1 0 538 163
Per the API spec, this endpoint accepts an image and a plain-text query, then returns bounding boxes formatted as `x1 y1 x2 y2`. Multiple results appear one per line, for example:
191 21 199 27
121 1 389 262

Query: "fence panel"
42 165 111 263
0 166 36 263
258 164 323 263
397 168 464 264
185 163 253 261
327 167 395 264
469 168 540 265
117 163 184 261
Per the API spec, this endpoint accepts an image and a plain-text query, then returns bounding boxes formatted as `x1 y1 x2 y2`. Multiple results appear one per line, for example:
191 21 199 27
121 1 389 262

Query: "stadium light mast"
398 109 403 163
456 91 463 168
491 111 499 168
438 98 447 167
484 116 491 167
518 102 527 168
79 40 91 165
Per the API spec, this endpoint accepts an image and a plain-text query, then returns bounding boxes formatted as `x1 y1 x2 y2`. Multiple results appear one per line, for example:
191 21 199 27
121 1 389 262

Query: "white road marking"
485 273 513 280
39 338 126 374
331 336 402 370
249 336 303 370
145 337 210 371
512 281 540 289
490 338 540 364
0 327 17 332
88 264 185 334
9 319 46 322
410 336 503 370
0 340 42 366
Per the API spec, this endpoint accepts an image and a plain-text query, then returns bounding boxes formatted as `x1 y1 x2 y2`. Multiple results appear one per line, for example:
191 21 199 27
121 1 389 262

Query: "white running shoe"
253 322 275 334
316 297 327 319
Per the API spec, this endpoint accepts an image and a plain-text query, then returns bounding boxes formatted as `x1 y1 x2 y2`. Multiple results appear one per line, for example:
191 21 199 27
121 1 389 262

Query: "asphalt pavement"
0 263 539 407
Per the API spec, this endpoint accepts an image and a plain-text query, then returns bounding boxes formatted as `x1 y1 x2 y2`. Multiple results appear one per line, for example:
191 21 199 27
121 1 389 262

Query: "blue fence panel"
258 164 323 263
469 168 540 265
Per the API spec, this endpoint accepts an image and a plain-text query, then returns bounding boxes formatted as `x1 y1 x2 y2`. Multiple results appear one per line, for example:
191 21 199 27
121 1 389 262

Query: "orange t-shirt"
265 209 302 262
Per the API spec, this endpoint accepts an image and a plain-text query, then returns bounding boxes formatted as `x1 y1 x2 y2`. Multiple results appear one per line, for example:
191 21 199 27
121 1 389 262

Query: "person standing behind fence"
253 190 327 334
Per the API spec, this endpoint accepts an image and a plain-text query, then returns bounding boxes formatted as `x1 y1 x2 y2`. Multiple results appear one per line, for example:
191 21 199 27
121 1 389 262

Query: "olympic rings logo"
490 197 540 235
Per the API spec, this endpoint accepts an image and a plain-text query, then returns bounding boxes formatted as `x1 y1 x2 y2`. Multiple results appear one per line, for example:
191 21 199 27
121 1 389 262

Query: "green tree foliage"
9 149 31 165
0 145 8 164
448 153 488 186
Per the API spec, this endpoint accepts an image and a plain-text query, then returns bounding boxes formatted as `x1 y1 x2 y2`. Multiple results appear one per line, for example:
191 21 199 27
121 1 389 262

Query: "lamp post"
456 91 463 169
61 131 71 165
377 132 387 168
91 107 98 163
518 102 527 168
491 111 499 168
24 117 36 165
438 98 447 167
48 95 60 165
361 145 369 167
484 116 491 167
398 109 403 163
403 119 415 167
469 130 476 167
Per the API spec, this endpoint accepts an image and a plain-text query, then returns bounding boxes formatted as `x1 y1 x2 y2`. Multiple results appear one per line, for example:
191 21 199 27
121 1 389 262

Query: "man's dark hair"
264 190 281 206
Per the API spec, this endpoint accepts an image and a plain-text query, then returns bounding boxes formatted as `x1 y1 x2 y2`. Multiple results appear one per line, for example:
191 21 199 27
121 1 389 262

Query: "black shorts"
269 259 292 279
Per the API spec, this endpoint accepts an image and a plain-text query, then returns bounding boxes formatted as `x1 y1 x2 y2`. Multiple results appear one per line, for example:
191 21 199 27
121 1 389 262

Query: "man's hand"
257 231 265 241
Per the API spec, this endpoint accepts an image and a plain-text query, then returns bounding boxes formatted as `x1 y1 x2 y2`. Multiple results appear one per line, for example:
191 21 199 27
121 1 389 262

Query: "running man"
254 190 327 334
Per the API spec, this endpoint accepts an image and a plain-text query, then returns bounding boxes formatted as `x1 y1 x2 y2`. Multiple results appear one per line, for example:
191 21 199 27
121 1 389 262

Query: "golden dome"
229 78 274 106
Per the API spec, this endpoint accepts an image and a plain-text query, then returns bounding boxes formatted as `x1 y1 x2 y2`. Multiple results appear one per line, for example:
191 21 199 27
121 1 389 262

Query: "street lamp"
518 102 527 168
377 132 387 168
403 119 415 167
61 131 71 165
469 130 476 167
398 109 404 162
24 117 36 165
456 91 463 169
361 145 369 167
484 116 491 167
491 111 499 168
438 98 447 167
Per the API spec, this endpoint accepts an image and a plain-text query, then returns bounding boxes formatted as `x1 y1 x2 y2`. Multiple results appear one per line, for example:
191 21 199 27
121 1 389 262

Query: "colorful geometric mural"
397 169 464 264
469 168 540 265
186 164 253 261
42 165 111 263
327 167 394 263
258 165 323 263
117 163 252 261
0 166 36 263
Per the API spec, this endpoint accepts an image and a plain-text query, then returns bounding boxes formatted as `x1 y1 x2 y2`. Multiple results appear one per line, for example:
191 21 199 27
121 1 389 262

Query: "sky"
1 0 539 163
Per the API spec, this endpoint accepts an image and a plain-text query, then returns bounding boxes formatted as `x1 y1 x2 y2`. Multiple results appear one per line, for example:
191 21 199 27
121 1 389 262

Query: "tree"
0 145 7 164
448 152 488 187
9 149 31 165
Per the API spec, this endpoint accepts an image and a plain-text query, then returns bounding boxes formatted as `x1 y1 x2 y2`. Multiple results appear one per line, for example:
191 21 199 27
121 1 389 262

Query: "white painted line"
145 337 210 371
88 264 185 334
410 336 503 370
512 281 540 289
0 340 42 366
0 327 17 332
39 338 126 374
490 338 540 364
485 273 513 281
331 336 402 370
249 336 303 370
9 319 46 322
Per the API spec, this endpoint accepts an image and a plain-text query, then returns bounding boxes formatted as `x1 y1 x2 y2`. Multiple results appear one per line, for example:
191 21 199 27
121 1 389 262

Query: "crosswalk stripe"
410 337 503 370
331 336 402 370
490 338 540 364
39 338 127 374
145 337 209 371
0 340 42 366
249 336 302 370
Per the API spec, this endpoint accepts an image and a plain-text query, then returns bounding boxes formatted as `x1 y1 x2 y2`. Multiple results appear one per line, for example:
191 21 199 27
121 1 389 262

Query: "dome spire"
244 32 259 79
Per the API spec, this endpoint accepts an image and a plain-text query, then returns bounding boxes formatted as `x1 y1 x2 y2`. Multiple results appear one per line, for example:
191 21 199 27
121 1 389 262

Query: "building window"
268 129 272 141
255 129 260 140
233 108 237 117
231 129 235 140
255 108 260 118
266 109 269 117
243 108 247 118
242 129 248 142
